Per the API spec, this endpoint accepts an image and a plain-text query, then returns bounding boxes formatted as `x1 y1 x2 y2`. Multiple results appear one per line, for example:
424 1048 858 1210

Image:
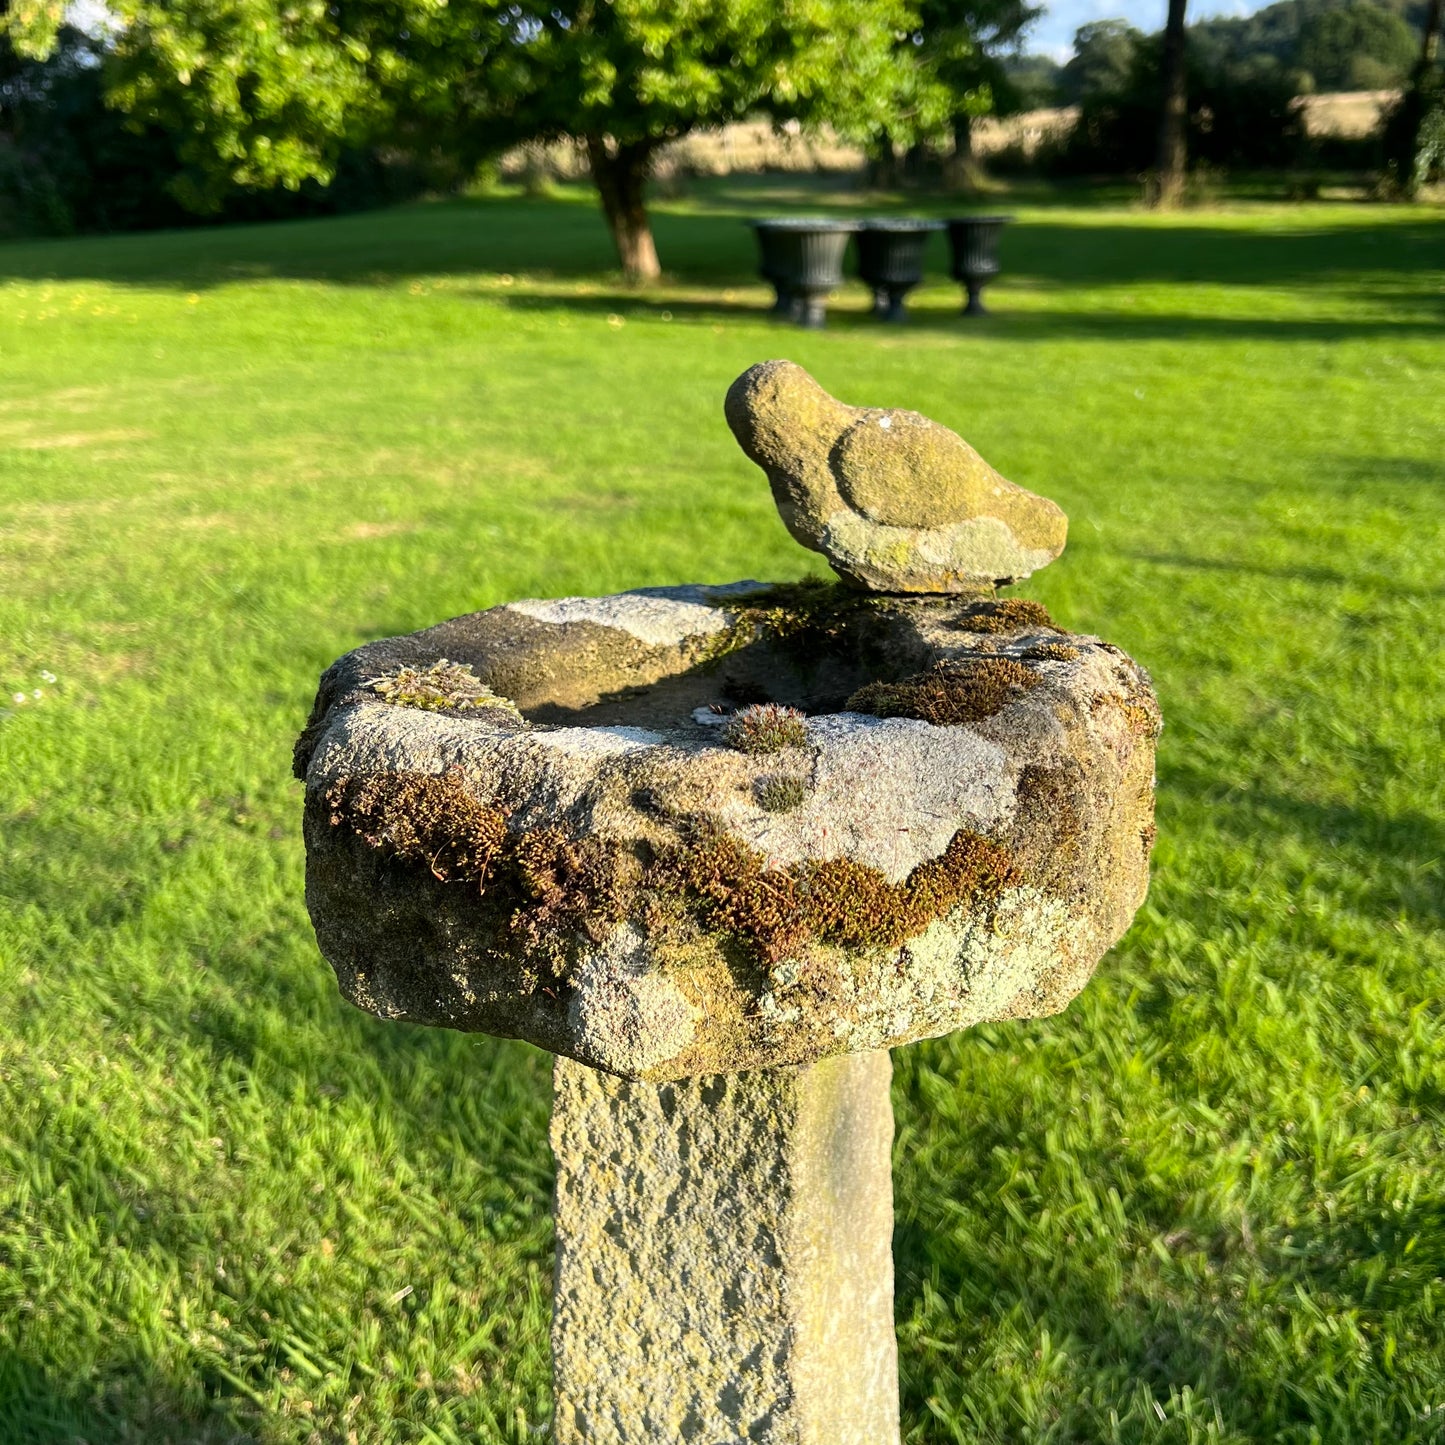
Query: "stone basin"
296 580 1159 1083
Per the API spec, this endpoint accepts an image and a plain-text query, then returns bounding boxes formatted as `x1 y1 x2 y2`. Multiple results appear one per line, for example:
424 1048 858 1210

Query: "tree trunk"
585 135 661 283
865 134 900 189
944 114 985 193
1420 0 1442 70
1149 0 1189 208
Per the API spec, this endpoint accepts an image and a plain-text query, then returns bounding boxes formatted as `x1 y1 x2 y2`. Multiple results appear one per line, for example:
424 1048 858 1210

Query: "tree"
1149 0 1189 206
1297 1 1417 88
1387 0 1443 190
1002 51 1063 110
912 0 1043 185
508 0 942 280
6 0 941 280
1058 21 1143 104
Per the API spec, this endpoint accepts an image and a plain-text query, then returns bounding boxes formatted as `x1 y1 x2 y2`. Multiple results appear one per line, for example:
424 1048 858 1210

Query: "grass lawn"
1 176 1443 1444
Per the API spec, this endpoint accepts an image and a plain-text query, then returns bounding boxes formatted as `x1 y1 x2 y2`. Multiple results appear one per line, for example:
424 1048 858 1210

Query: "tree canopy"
5 0 952 274
1297 1 1418 88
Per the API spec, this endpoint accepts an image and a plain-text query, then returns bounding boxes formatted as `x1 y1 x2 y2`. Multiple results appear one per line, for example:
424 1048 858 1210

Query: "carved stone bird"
725 359 1067 593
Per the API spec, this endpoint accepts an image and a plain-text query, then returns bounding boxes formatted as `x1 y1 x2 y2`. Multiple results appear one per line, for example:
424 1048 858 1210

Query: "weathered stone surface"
298 581 1158 1082
551 1050 898 1445
724 359 1067 592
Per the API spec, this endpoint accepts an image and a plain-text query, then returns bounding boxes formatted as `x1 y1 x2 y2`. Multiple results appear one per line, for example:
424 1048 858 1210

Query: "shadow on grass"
1125 546 1445 597
0 1350 259 1444
1161 758 1445 927
0 189 1440 317
483 283 1445 342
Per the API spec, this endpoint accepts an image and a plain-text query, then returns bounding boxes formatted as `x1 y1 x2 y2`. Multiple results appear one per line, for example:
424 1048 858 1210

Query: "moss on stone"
1091 688 1163 739
846 657 1041 726
755 775 809 813
365 658 523 720
722 703 808 755
326 771 511 887
654 822 1019 965
322 768 1022 973
700 579 866 663
1023 641 1080 662
951 597 1056 634
700 578 945 668
511 826 643 958
1015 763 1085 866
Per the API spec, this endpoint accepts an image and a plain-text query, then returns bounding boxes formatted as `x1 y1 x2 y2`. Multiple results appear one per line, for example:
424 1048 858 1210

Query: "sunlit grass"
1 180 1442 1443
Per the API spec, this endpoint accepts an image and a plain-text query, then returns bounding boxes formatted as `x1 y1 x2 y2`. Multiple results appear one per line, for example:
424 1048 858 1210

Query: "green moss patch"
722 703 808 754
847 657 1042 726
701 578 931 665
755 775 809 813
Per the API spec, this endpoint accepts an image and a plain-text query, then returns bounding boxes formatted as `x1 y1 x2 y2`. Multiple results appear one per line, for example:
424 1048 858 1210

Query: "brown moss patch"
323 769 1023 972
326 771 511 886
1023 641 1080 662
952 597 1055 634
656 824 1020 965
846 657 1042 726
510 826 643 956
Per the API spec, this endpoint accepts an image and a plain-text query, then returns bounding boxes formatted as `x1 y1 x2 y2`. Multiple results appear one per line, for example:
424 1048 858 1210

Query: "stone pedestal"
550 1051 899 1445
298 575 1160 1440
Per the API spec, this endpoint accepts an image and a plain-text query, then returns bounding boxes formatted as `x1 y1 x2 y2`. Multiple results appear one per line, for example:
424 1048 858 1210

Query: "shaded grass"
0 180 1442 1442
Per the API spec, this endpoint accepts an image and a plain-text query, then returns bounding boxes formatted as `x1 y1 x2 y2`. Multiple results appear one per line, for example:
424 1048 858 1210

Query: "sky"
1031 0 1261 59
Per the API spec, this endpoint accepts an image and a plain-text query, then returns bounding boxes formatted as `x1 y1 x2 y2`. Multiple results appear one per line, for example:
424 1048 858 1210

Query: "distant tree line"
994 0 1441 188
0 0 1440 255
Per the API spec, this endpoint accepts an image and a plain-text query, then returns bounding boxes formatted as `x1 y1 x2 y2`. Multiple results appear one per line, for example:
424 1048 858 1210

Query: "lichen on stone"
365 658 523 720
846 657 1041 726
723 359 1068 591
1091 688 1163 739
722 703 808 755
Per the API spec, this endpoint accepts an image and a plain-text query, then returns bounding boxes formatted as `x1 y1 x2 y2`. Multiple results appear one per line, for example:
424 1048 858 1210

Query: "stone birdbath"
296 361 1159 1444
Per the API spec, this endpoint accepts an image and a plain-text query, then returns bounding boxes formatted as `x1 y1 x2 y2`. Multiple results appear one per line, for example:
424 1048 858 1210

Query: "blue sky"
1031 0 1261 59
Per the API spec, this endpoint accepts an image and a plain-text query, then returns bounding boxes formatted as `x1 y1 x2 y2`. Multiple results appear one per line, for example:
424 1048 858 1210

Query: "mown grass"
1 176 1442 1443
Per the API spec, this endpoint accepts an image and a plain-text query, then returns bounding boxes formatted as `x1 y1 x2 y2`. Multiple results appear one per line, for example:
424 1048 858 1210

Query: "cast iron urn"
855 219 944 322
946 214 1013 316
748 218 861 328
